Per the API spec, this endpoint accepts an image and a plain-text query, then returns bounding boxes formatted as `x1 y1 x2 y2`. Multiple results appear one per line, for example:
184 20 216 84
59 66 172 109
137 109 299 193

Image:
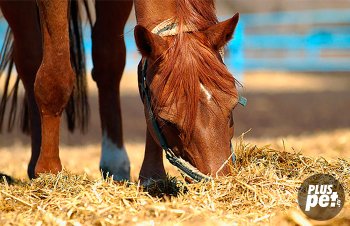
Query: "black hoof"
0 172 15 184
100 167 130 182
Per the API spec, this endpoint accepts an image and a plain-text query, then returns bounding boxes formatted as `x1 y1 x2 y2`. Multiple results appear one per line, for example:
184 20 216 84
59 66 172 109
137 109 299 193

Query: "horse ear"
134 25 168 59
203 13 239 50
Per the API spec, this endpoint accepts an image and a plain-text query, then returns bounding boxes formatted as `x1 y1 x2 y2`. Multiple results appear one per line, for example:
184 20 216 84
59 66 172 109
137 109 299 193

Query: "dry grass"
1 135 349 225
1 72 349 225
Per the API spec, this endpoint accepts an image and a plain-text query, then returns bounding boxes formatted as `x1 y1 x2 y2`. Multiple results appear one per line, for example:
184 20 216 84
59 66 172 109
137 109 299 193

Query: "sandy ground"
0 72 349 225
0 71 349 180
2 71 350 145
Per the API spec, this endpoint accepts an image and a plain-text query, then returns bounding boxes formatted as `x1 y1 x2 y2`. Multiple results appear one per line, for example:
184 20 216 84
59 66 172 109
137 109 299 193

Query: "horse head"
135 13 240 180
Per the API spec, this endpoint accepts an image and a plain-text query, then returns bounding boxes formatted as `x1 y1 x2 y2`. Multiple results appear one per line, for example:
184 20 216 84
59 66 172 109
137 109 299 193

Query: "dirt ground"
1 71 349 179
0 71 349 225
2 71 350 145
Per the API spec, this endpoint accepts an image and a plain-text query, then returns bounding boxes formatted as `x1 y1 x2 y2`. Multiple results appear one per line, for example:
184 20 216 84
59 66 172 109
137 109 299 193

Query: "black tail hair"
0 0 92 134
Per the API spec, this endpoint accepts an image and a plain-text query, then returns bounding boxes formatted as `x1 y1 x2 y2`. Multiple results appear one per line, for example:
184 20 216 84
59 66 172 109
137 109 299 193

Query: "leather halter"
140 60 213 182
137 20 247 182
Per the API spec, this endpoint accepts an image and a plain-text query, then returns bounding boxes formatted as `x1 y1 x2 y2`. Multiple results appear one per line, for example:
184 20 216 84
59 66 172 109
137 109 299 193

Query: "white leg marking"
200 83 212 101
100 133 130 181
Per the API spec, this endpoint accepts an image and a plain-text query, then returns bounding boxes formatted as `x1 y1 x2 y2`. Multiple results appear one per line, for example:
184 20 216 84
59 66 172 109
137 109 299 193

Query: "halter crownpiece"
138 19 247 182
152 18 247 107
151 18 226 60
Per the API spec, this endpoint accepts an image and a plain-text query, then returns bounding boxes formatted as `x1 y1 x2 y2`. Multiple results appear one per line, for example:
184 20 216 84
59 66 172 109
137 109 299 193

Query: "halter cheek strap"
140 60 212 182
239 95 247 107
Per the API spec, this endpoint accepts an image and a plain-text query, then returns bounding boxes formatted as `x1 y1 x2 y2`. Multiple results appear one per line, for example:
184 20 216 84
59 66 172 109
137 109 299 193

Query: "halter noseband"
138 19 247 182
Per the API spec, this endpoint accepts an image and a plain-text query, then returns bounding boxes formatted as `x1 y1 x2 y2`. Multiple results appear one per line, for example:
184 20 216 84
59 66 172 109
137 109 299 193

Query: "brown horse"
0 0 240 183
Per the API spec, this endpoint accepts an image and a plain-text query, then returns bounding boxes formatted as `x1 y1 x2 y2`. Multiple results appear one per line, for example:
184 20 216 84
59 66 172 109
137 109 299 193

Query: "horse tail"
0 26 17 133
0 0 92 134
66 0 91 133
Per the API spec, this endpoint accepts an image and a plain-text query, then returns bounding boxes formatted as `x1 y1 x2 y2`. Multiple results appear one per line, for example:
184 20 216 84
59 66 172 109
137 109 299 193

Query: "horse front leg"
139 129 166 185
91 0 133 181
34 0 74 176
0 0 42 179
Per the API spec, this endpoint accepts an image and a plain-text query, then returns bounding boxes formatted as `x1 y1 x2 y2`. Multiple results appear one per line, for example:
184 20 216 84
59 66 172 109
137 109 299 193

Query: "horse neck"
134 0 176 30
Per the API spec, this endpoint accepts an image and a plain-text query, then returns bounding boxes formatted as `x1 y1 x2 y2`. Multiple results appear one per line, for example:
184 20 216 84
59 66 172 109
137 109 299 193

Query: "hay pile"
1 139 349 225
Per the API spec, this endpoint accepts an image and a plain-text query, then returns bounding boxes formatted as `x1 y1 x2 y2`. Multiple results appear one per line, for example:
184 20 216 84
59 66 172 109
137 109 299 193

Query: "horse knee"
34 63 75 115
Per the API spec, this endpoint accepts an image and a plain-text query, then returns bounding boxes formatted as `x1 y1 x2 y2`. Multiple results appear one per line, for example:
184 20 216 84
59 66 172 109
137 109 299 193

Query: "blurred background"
1 0 350 157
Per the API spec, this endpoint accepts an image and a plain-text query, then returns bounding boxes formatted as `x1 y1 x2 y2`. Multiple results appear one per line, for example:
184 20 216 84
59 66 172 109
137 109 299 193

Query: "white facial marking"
200 83 212 101
100 133 130 181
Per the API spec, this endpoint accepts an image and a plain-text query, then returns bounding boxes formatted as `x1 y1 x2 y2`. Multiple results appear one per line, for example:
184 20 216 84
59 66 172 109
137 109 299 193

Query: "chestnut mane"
152 0 238 143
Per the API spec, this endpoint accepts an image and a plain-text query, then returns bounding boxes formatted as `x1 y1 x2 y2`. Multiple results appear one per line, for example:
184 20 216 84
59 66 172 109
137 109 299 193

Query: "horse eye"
229 111 234 128
158 117 179 130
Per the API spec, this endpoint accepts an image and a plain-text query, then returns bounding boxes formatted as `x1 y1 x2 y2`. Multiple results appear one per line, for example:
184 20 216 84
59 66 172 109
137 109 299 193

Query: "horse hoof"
100 166 130 181
100 139 130 181
34 157 62 177
0 173 15 184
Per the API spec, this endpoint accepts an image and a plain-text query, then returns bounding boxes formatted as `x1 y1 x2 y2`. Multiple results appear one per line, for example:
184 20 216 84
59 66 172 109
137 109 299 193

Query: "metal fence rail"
1 9 349 76
226 9 350 74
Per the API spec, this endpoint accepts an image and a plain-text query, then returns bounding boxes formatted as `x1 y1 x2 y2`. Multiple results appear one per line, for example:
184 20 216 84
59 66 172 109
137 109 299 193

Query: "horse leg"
0 0 42 179
139 129 166 185
91 0 133 181
33 0 74 176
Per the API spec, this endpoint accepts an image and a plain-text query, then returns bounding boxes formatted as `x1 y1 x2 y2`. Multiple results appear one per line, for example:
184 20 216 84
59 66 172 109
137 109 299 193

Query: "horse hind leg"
0 0 42 179
91 0 133 181
33 0 75 176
